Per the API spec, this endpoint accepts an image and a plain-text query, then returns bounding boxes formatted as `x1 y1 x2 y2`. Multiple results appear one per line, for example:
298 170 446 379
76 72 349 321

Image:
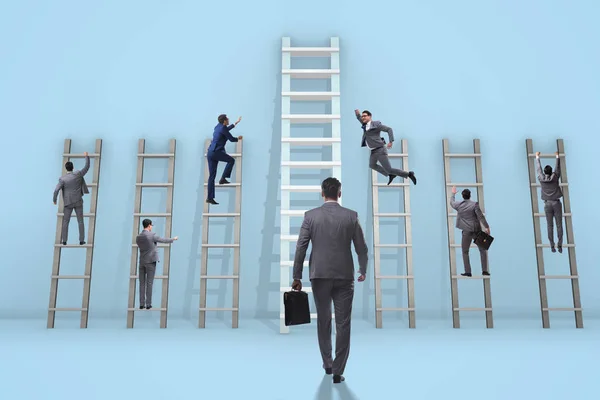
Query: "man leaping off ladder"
354 109 417 186
535 151 563 253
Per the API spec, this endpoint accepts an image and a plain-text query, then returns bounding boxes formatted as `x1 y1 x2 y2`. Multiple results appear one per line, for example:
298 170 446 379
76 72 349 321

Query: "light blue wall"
1 0 598 326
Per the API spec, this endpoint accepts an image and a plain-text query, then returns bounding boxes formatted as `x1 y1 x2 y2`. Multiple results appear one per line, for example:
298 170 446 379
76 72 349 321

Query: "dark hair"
65 161 74 172
362 110 372 117
142 219 152 228
321 177 341 199
462 189 471 200
544 165 552 175
218 114 228 124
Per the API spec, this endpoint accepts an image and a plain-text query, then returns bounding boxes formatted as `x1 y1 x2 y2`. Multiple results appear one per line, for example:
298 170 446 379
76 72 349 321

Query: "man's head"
321 177 342 201
360 110 372 124
65 161 74 172
218 114 229 125
142 219 153 231
462 189 471 200
544 165 553 175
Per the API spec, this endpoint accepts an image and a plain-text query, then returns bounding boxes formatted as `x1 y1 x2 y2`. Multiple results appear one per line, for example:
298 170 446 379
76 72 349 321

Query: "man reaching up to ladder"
354 109 417 186
450 186 491 277
206 113 243 205
536 151 563 253
53 151 90 245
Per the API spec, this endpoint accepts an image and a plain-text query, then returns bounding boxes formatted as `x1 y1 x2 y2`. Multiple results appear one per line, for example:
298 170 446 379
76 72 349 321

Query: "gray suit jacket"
537 157 562 201
450 194 489 233
136 229 175 265
356 114 395 148
53 155 90 207
293 202 368 281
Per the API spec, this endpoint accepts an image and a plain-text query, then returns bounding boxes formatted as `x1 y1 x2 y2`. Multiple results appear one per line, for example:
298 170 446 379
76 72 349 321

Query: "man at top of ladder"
206 114 243 205
53 151 90 245
536 151 563 253
450 186 491 277
354 109 417 186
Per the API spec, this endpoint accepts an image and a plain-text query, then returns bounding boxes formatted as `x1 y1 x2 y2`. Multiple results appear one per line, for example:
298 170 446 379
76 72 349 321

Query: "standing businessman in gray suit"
53 152 90 245
536 151 563 253
292 177 368 384
355 109 417 186
136 219 178 309
450 186 491 277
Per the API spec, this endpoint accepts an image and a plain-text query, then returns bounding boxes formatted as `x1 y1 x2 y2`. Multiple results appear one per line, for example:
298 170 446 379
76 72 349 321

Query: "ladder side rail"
372 168 382 328
402 139 416 328
199 139 212 327
232 139 243 328
159 139 176 329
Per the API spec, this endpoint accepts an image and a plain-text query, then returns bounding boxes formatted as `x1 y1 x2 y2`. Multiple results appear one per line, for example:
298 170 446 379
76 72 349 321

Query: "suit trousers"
206 150 235 200
311 278 354 376
369 146 409 178
544 199 563 247
61 200 85 243
461 230 489 274
139 262 157 307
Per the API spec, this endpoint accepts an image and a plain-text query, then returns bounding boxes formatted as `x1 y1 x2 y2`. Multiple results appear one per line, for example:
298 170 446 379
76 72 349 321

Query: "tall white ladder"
127 139 176 328
442 139 493 328
199 138 243 328
525 138 583 328
280 36 341 334
48 139 102 328
371 139 415 328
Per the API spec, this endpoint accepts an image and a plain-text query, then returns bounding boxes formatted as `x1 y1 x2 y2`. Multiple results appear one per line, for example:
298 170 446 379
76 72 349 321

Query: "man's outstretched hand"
354 109 360 117
357 274 365 282
452 186 457 194
292 279 302 291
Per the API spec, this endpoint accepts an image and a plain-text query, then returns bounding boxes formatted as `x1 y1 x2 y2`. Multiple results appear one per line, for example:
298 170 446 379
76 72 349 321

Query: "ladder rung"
281 210 307 216
281 185 322 192
203 213 241 217
135 183 173 187
131 243 170 248
281 92 340 100
528 153 565 157
85 183 98 187
62 153 101 158
127 308 167 311
52 275 90 279
536 244 575 248
282 46 339 56
533 213 572 217
199 307 239 311
540 275 578 279
376 275 413 280
531 183 568 187
444 153 482 158
130 275 168 279
49 308 87 311
137 153 175 158
374 183 409 187
376 307 415 311
453 308 492 311
542 308 582 311
280 313 335 319
387 153 408 158
203 182 241 187
375 244 411 248
452 275 491 279
281 161 341 168
281 137 341 146
201 244 240 248
280 261 308 267
446 183 483 187
55 244 93 248
281 287 312 293
200 275 239 279
281 114 340 124
374 213 410 217
133 213 171 217
281 235 299 241
57 213 95 217
450 244 480 248
203 153 242 157
448 213 486 217
282 69 340 79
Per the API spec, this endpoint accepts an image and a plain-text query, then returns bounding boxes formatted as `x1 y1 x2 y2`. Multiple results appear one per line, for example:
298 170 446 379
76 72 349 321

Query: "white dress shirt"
364 121 372 149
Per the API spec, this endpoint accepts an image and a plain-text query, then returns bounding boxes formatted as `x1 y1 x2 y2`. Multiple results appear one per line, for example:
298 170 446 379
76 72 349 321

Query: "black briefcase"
473 231 494 250
283 290 311 326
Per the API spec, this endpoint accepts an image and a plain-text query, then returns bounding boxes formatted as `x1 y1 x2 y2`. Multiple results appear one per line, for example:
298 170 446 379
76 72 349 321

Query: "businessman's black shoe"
146 305 152 309
333 375 345 384
482 271 490 276
551 246 556 253
408 171 417 185
325 368 332 375
139 306 145 310
387 175 396 185
62 242 67 245
219 178 230 185
206 199 219 205
80 241 86 245
461 272 472 277
558 246 563 253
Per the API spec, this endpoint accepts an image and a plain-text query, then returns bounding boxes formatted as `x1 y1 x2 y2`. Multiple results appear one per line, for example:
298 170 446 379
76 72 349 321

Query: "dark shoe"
80 241 86 245
219 178 230 185
558 246 563 253
146 305 152 310
408 171 417 185
333 375 345 384
461 272 472 277
139 306 145 310
482 271 490 276
62 242 67 245
387 175 396 185
206 199 219 205
324 368 332 375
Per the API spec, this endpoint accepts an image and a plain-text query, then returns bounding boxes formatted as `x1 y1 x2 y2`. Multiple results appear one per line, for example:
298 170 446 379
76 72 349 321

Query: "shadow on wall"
255 70 282 325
